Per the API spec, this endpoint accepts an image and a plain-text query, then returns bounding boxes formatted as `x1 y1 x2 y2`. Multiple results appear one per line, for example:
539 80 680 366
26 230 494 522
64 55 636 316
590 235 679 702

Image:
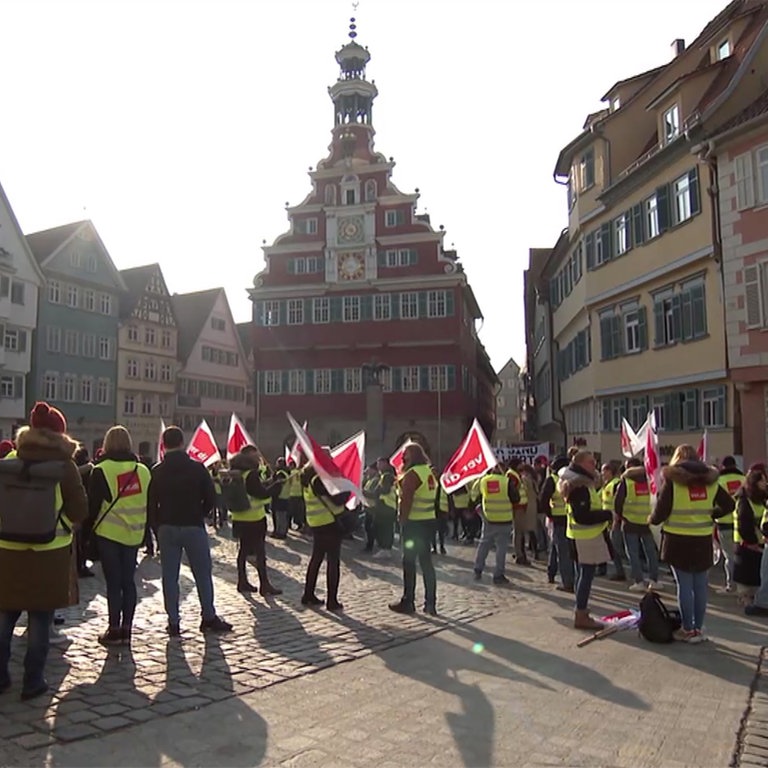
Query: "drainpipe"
698 139 742 455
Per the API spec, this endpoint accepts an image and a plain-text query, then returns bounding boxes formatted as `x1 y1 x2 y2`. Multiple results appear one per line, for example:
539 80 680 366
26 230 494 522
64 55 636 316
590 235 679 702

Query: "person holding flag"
389 443 438 616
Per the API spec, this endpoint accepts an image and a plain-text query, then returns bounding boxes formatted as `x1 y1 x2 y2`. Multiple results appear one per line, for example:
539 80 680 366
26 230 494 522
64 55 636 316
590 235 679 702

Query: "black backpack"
0 459 69 544
218 470 251 512
638 592 682 643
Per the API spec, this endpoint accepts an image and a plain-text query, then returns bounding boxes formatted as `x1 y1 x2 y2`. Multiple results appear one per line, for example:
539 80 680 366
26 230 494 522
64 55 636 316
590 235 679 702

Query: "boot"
260 583 283 597
237 582 258 594
574 609 604 631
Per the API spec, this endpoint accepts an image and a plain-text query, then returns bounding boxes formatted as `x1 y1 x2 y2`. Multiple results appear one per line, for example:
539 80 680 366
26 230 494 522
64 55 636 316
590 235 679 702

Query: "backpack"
219 469 251 512
638 592 682 643
0 459 69 544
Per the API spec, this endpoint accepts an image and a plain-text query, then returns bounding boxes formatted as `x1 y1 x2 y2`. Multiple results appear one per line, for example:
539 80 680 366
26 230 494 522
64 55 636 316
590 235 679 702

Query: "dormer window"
611 96 621 112
717 39 731 60
577 149 595 191
662 105 680 145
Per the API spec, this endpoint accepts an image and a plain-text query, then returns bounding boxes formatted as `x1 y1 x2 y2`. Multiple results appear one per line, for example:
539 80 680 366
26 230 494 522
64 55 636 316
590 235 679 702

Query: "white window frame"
373 294 391 321
262 300 280 326
717 39 731 60
0 376 15 399
145 327 156 346
161 330 173 348
98 337 113 360
646 195 660 239
400 292 418 320
757 146 768 204
64 330 78 356
702 387 726 428
127 358 139 378
662 104 680 145
62 374 77 403
623 307 641 353
344 367 362 393
401 366 420 392
673 173 692 224
97 378 111 406
80 376 93 403
427 290 447 318
342 296 360 323
287 298 304 325
43 372 58 400
385 210 402 228
66 284 79 308
288 370 305 395
141 396 154 416
614 214 628 256
144 360 156 380
428 365 449 392
314 369 332 395
123 394 136 415
82 334 96 358
734 152 756 210
127 325 139 343
84 289 96 312
46 326 61 353
4 329 18 352
99 293 112 315
48 280 61 304
313 298 330 324
160 362 173 382
264 371 282 395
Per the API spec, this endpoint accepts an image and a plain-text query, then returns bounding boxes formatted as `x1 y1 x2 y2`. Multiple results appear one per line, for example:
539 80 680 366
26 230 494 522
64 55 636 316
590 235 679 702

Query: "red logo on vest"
688 485 707 502
427 474 436 491
727 480 741 495
635 481 649 496
117 471 142 497
487 479 500 494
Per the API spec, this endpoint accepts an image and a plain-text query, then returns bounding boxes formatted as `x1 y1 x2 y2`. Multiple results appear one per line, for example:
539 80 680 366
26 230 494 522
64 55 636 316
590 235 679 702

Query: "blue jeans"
625 530 660 583
576 563 596 610
158 525 217 625
98 537 139 629
754 546 768 608
672 567 708 631
610 527 626 577
474 521 512 579
0 610 53 691
548 523 575 588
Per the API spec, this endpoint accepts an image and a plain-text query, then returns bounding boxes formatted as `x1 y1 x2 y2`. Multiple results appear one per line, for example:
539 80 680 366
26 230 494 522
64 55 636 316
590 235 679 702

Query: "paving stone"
11 732 55 749
92 716 133 732
53 724 101 742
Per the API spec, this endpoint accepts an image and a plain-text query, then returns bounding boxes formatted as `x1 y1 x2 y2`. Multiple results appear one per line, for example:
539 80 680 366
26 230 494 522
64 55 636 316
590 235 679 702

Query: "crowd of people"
0 400 765 701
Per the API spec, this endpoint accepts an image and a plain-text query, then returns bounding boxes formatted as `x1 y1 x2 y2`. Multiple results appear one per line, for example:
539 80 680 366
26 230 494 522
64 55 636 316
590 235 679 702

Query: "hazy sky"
1 0 727 372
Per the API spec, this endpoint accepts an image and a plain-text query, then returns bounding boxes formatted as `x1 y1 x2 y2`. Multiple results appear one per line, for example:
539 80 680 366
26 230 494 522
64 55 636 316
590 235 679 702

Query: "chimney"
671 38 686 58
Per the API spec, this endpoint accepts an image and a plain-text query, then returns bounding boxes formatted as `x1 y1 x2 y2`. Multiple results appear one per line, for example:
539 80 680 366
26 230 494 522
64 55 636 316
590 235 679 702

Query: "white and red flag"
287 413 363 499
644 411 662 500
187 419 222 467
226 413 255 460
331 431 366 509
389 439 416 476
287 420 307 465
697 430 709 463
156 419 167 464
620 418 635 459
440 418 498 495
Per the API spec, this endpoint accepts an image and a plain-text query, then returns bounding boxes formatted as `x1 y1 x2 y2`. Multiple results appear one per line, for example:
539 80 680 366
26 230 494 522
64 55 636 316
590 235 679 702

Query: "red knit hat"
0 439 14 458
29 402 67 434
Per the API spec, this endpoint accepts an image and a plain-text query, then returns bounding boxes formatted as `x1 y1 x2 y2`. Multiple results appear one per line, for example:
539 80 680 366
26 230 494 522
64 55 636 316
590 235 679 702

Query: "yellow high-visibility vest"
95 460 151 547
664 481 717 537
402 464 437 521
734 497 765 545
550 472 567 517
303 481 343 528
479 474 513 523
601 477 619 512
622 477 652 525
566 487 606 540
230 470 268 523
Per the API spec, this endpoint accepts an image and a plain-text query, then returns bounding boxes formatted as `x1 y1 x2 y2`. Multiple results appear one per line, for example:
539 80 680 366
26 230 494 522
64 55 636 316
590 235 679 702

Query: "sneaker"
648 581 664 591
492 575 510 585
167 623 181 638
672 628 695 642
97 628 123 647
628 581 647 593
473 570 482 581
200 616 233 634
388 600 416 615
687 630 706 644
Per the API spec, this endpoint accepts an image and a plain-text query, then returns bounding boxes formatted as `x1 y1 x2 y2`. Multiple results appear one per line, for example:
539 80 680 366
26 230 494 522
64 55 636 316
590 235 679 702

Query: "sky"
1 0 729 373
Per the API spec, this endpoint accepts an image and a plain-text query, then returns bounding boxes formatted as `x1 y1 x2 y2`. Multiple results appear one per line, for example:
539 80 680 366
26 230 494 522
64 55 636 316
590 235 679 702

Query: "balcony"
176 394 201 409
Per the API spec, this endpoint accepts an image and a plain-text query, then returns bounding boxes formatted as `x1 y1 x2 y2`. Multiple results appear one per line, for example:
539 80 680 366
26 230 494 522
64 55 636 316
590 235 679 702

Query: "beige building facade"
495 358 524 445
531 0 768 464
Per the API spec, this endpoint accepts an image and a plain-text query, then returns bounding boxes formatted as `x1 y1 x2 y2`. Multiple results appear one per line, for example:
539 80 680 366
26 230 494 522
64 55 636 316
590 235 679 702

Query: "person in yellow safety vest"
560 450 613 631
286 459 306 531
389 444 438 616
717 456 745 592
272 457 293 539
229 446 283 597
300 464 350 612
362 458 398 556
732 465 767 607
599 461 627 582
614 458 662 592
450 485 470 541
86 426 152 647
506 461 530 565
433 478 450 555
540 455 575 592
0 440 15 459
649 443 734 643
209 462 227 529
0 402 87 700
473 465 520 584
746 465 768 616
361 464 380 552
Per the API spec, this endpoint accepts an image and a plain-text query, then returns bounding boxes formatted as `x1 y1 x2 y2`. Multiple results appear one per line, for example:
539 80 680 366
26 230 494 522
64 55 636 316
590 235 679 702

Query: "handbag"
85 465 140 562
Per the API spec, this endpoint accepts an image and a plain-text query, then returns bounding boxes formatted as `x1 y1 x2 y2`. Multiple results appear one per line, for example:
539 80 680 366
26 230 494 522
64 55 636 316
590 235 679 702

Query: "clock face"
338 216 364 243
338 253 365 281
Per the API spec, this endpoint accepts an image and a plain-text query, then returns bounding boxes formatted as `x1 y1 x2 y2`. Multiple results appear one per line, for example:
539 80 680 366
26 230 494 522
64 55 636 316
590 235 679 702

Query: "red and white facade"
249 27 496 463
713 92 768 463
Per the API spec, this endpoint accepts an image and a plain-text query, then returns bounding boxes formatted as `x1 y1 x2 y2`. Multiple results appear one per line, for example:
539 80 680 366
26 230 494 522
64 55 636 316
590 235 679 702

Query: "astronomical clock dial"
337 215 364 244
337 253 365 281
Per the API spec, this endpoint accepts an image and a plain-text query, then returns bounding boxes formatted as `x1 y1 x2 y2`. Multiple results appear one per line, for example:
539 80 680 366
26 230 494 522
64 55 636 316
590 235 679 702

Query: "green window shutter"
256 371 263 392
287 259 296 275
445 290 455 316
632 204 645 245
13 375 23 400
657 184 670 232
419 367 429 391
601 400 611 431
18 331 27 353
638 306 648 350
0 277 8 298
625 210 633 251
417 292 427 318
671 294 683 341
585 233 595 270
377 251 386 267
680 289 693 341
409 249 419 265
744 265 764 327
691 283 707 337
689 167 701 216
331 369 344 393
600 316 612 360
391 367 402 392
601 223 613 261
305 370 314 392
254 302 263 327
447 365 456 390
666 393 681 431
281 371 290 393
610 315 622 357
330 297 342 322
391 293 400 320
361 295 372 321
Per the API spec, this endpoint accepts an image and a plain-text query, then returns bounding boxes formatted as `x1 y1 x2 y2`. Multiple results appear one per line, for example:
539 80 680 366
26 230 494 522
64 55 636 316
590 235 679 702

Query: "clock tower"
249 19 498 461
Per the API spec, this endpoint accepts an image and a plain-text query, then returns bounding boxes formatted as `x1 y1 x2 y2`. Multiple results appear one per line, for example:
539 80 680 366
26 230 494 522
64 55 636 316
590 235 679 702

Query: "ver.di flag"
286 412 363 499
440 418 498 494
644 411 662 500
156 419 167 464
226 413 255 460
620 418 635 459
390 439 416 476
331 430 366 509
697 430 708 463
287 421 307 465
187 419 222 467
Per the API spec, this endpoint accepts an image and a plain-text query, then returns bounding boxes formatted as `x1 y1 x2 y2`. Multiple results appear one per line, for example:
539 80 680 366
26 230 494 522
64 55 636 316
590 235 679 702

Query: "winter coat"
0 427 88 612
649 460 734 573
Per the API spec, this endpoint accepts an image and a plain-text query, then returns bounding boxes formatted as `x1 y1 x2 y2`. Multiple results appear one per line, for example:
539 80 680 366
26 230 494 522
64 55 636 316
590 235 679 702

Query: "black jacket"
148 450 216 528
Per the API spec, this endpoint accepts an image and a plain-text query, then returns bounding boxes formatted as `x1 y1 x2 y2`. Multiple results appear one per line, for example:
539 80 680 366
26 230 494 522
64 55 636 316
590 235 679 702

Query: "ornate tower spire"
328 16 378 128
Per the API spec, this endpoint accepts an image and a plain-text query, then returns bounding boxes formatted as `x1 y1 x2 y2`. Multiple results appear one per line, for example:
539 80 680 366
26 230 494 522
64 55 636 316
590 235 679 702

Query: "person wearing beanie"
0 402 87 700
540 455 575 592
0 440 15 460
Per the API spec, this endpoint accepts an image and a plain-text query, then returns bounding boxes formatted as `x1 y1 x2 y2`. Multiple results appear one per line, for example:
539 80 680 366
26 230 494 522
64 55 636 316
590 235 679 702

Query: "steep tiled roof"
171 288 221 362
26 220 87 263
710 86 768 135
600 65 666 102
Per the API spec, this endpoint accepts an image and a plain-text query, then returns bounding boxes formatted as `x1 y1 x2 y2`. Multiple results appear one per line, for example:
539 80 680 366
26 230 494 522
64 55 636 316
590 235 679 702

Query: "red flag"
620 418 634 459
156 419 167 465
288 421 307 465
226 413 255 460
331 431 366 509
187 419 222 467
644 411 661 499
697 430 708 462
440 419 498 494
389 439 416 477
287 412 363 499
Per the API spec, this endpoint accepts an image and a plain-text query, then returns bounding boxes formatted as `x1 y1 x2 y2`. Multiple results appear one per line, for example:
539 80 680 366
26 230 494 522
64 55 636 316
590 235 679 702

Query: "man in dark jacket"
148 426 232 636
